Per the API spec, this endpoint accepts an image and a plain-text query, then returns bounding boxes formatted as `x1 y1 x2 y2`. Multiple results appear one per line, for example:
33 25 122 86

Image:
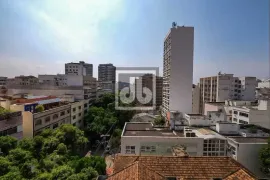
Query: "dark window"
84 103 87 108
233 111 238 115
239 112 249 118
73 108 76 112
73 123 76 126
67 109 70 114
45 117 50 123
60 111 65 116
35 119 42 126
79 113 81 117
73 115 76 120
78 106 81 110
53 114 59 120
53 123 58 129
239 119 248 124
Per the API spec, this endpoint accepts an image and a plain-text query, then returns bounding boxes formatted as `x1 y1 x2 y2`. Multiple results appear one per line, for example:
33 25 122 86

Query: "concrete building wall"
239 77 257 101
192 84 200 114
204 103 220 115
71 101 84 128
258 80 270 88
227 139 267 178
216 123 239 134
22 111 34 138
121 136 203 156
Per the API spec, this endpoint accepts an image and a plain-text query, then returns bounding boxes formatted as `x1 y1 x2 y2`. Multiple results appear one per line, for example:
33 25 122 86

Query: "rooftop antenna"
172 22 177 28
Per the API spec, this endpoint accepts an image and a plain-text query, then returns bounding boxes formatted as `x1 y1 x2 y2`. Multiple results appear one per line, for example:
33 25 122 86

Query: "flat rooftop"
123 123 184 137
229 137 268 143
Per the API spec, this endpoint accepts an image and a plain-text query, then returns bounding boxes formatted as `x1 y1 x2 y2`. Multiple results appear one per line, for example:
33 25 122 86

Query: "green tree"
7 148 33 166
34 172 52 180
53 124 88 154
56 143 68 155
20 159 40 179
154 115 165 126
18 138 34 151
1 167 22 180
80 167 98 179
260 139 270 173
35 104 45 112
51 165 74 180
0 157 11 176
42 137 60 155
0 136 17 155
33 136 45 159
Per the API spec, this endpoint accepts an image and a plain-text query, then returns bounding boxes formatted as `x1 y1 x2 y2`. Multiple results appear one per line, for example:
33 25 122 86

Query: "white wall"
237 143 267 178
239 77 257 101
216 123 239 134
258 81 270 88
170 26 194 114
217 75 234 101
121 136 203 156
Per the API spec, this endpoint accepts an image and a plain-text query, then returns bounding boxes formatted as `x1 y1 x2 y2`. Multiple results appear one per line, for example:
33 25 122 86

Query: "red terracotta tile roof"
223 169 255 180
108 155 256 180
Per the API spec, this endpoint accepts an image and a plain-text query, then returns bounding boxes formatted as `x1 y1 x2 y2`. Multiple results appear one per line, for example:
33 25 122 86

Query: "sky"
0 0 269 83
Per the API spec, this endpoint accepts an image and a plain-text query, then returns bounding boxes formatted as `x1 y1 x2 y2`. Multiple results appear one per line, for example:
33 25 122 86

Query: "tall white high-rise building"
162 24 194 118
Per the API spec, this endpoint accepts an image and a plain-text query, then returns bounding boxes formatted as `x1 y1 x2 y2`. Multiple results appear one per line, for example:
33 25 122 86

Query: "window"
73 123 76 126
233 111 238 115
239 112 248 118
67 110 70 114
79 113 81 117
84 103 87 108
73 115 76 120
78 106 81 110
53 114 59 120
53 123 58 129
239 119 248 124
73 108 76 112
60 111 65 116
233 118 237 122
126 146 135 154
35 119 42 126
45 117 50 123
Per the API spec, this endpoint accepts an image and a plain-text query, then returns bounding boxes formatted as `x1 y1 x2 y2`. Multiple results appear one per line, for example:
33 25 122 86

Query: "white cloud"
30 0 124 55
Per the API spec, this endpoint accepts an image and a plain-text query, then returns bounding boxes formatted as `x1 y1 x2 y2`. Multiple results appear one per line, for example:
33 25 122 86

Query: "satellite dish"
172 22 177 28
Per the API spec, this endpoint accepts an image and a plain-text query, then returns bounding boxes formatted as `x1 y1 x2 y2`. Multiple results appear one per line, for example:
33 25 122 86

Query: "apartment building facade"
65 61 93 76
22 103 71 138
71 101 84 128
258 79 270 88
199 73 257 114
7 76 39 86
227 100 270 129
98 64 116 82
38 74 84 86
162 25 194 117
134 74 163 109
0 77 7 87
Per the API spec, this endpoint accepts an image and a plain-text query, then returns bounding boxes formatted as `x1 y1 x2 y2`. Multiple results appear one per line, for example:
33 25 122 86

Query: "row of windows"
203 152 225 156
35 109 69 126
141 146 156 153
125 146 135 154
72 113 82 119
0 127 17 136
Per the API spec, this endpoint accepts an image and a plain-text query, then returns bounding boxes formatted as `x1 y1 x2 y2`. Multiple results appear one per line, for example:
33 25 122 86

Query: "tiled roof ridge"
225 158 256 178
137 161 166 179
108 161 139 178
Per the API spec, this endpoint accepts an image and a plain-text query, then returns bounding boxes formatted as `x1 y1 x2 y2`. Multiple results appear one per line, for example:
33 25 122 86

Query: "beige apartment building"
22 103 71 138
199 73 257 114
70 101 84 128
